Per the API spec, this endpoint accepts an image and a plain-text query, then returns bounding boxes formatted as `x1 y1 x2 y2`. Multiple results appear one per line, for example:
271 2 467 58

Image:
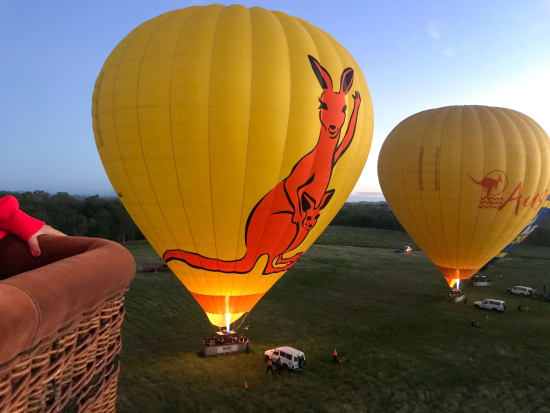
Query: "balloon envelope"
378 106 550 288
92 5 373 326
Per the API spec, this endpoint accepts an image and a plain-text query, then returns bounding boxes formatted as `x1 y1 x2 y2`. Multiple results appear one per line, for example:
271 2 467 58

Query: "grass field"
117 226 550 412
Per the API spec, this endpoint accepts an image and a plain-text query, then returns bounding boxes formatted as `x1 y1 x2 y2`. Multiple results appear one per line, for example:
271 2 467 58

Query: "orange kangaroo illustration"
163 55 361 274
469 174 503 196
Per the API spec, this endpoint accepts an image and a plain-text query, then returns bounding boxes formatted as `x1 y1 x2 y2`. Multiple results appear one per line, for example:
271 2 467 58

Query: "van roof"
276 346 304 356
514 286 531 289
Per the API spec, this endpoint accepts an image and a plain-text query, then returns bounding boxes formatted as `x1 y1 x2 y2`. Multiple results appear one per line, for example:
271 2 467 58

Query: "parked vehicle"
394 245 413 254
471 275 492 287
264 346 306 370
474 299 506 312
508 286 534 296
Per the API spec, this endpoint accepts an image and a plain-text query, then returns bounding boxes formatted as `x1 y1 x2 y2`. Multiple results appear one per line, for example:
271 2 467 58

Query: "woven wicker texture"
0 292 126 413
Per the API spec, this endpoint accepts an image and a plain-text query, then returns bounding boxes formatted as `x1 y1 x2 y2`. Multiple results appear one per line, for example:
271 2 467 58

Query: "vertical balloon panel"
93 5 374 327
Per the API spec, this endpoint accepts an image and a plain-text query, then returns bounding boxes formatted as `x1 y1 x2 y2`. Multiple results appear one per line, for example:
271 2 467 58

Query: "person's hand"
28 224 66 257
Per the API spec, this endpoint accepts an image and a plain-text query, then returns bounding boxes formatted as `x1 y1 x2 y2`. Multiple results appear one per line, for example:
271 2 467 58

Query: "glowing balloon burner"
225 313 231 335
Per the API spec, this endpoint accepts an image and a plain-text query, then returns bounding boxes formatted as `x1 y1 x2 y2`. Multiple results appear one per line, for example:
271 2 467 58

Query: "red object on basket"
0 196 44 241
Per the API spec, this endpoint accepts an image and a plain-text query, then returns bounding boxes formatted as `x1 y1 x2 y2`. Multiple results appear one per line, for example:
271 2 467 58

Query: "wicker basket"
0 236 135 413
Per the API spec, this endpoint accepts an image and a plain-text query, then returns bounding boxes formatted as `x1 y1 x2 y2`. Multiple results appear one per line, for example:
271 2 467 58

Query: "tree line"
3 191 550 247
1 191 143 243
330 201 404 231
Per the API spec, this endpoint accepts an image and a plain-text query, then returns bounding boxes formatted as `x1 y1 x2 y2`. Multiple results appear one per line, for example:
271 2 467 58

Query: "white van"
474 299 506 312
508 286 534 296
264 346 305 370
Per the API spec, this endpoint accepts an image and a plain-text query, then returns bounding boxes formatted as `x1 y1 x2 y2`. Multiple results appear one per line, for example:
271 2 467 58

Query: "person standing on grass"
333 349 338 363
265 358 274 375
276 356 283 374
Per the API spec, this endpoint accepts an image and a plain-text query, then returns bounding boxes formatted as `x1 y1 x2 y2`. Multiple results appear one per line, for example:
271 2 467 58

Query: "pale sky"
1 0 549 199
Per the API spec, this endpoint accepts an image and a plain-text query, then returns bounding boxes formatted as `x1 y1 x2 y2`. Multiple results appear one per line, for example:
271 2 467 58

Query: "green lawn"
117 226 550 412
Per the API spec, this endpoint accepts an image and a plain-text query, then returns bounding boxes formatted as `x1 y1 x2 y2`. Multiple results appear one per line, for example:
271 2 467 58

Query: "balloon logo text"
498 182 549 215
469 170 549 214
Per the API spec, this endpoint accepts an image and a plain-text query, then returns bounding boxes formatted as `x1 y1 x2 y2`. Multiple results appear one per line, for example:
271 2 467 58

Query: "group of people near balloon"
202 334 249 348
448 288 466 302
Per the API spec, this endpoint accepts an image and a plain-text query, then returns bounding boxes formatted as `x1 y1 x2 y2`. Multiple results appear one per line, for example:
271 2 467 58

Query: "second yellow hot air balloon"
92 5 374 327
378 106 550 288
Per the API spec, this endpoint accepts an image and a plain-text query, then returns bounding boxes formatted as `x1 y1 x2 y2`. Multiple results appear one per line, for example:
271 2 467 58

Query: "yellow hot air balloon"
378 106 550 288
92 5 373 328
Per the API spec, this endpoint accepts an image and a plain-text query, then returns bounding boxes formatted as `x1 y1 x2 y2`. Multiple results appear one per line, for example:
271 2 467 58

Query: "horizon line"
1 188 386 202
